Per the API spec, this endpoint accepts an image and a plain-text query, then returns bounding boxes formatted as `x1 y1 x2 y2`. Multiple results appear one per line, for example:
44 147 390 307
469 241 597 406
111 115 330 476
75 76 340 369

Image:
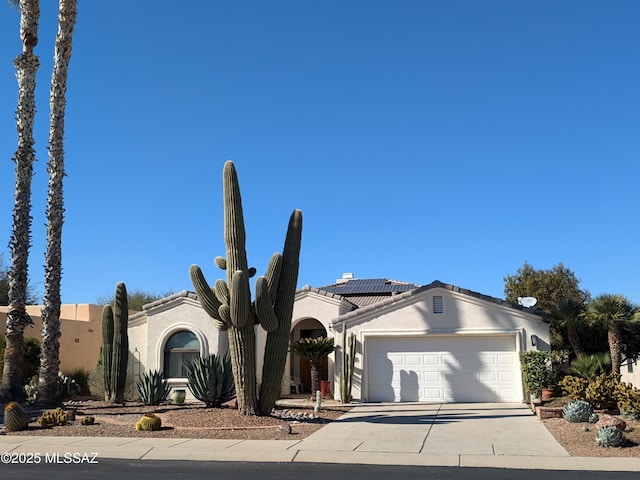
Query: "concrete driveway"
294 402 571 467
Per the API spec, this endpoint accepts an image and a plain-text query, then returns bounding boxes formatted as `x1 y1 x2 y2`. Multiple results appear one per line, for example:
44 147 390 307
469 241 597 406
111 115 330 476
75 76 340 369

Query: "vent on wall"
433 295 444 314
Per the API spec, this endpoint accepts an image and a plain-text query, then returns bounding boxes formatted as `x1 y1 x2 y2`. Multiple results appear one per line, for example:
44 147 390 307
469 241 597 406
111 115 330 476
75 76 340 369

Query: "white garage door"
366 335 520 403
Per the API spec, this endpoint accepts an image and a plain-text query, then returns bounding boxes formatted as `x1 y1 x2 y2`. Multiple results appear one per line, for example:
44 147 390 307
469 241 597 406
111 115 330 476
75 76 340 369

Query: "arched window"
163 330 200 378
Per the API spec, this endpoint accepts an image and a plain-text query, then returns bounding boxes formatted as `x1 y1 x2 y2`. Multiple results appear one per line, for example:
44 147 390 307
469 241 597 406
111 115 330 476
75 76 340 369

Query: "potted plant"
171 389 186 405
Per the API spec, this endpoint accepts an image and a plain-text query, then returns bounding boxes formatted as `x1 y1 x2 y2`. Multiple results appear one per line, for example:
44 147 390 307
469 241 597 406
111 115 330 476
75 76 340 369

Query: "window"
163 331 200 378
433 295 444 314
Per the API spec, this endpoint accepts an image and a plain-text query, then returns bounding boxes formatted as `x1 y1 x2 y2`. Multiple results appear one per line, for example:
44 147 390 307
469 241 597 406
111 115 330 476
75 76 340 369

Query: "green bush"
520 351 562 399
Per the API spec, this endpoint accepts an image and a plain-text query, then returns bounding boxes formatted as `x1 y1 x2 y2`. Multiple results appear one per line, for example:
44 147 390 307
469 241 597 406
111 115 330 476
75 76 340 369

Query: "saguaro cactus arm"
190 264 228 331
259 209 303 413
255 276 278 333
230 270 250 328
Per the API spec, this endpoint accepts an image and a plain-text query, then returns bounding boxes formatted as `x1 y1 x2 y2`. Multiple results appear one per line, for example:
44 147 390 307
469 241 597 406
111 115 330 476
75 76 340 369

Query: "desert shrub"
559 375 589 400
87 362 105 399
64 368 91 396
0 336 41 385
24 372 80 403
22 337 41 381
615 382 640 419
88 351 137 401
584 373 621 410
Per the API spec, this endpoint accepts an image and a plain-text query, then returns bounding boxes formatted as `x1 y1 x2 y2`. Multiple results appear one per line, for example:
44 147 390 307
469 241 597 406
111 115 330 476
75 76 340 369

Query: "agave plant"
596 425 625 448
184 353 235 407
137 370 171 405
562 400 594 423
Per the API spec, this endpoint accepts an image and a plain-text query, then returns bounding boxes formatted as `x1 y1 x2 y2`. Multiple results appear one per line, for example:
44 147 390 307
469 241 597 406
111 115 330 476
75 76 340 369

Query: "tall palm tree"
38 0 78 406
0 0 40 402
549 298 586 359
290 337 335 396
585 294 640 375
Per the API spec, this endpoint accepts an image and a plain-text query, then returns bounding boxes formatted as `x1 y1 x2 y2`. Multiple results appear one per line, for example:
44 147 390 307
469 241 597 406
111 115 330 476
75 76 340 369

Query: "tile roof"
330 280 545 324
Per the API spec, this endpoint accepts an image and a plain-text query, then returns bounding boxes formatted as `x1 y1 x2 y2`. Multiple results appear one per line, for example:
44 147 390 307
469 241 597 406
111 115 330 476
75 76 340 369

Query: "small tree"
585 294 640 375
290 337 335 396
95 288 174 312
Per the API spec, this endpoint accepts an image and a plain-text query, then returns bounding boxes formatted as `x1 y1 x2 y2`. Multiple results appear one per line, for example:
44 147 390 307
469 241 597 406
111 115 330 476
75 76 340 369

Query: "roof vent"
336 272 355 284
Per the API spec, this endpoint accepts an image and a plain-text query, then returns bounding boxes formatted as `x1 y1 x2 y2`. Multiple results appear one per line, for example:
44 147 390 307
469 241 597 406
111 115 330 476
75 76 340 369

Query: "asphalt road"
0 460 636 480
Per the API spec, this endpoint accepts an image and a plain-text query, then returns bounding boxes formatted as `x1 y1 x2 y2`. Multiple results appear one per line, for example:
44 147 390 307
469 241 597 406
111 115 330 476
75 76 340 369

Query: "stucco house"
127 274 550 403
0 304 103 373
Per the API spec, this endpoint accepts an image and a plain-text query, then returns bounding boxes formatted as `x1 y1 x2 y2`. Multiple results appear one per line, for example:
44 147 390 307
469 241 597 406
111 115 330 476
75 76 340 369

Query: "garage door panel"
498 354 514 364
405 355 421 366
367 336 519 403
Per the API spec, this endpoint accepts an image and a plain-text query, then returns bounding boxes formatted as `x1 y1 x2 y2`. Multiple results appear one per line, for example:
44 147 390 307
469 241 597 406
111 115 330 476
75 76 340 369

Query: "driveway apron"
297 402 569 457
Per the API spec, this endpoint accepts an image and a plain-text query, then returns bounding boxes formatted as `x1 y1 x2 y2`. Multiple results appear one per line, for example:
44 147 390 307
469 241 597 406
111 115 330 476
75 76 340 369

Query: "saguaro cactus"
339 327 356 403
101 282 129 402
190 161 302 415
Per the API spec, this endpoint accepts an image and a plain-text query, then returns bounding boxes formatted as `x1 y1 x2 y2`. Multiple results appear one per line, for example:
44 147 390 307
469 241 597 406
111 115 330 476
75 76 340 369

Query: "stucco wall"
0 304 103 373
621 360 640 387
129 293 229 399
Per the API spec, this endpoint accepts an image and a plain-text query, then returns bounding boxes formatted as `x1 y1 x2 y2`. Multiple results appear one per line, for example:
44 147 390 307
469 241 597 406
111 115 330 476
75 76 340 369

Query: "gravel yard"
2 399 639 457
3 400 351 441
542 416 640 458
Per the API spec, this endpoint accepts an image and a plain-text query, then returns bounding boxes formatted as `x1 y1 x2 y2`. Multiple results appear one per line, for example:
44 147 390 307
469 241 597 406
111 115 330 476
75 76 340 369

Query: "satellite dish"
518 296 538 308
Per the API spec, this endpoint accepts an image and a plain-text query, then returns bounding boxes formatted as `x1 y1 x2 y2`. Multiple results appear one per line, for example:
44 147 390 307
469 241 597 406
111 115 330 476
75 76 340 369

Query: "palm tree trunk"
0 0 40 403
38 0 78 406
309 361 320 396
608 326 623 375
566 325 586 359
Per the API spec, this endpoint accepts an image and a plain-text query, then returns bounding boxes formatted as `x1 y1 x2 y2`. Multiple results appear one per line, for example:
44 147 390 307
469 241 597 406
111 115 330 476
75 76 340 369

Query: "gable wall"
334 288 550 401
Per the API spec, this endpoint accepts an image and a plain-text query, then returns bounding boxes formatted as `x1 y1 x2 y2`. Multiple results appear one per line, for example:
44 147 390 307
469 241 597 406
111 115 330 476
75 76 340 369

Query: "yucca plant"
184 353 235 407
137 370 170 405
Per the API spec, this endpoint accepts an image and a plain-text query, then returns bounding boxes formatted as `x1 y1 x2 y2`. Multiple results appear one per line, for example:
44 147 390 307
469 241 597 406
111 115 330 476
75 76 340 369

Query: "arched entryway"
290 317 330 394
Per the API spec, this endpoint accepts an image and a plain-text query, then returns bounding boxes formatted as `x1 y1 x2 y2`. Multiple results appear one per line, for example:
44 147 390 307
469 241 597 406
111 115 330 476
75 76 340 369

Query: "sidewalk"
1 402 639 471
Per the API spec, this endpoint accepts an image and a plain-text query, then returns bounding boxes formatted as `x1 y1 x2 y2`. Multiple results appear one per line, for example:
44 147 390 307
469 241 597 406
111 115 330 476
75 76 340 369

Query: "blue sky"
1 1 639 305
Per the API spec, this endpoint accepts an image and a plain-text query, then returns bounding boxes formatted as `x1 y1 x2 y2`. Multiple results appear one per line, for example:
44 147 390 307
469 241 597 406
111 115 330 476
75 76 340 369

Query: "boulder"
595 414 626 432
